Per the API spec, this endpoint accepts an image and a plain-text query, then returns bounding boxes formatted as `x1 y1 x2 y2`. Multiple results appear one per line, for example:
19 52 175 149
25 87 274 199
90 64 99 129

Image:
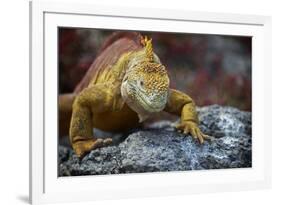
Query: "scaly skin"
63 32 209 158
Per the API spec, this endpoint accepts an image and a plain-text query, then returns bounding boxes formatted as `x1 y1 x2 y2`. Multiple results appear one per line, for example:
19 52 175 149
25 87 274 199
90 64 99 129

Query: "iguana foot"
72 137 113 158
175 121 210 144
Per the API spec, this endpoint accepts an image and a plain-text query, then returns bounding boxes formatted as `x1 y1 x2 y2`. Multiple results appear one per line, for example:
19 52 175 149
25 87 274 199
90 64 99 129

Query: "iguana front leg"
69 84 118 158
164 89 210 143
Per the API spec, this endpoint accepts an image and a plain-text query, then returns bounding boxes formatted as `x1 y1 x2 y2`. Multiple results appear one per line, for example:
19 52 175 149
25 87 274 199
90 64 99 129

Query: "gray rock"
59 105 251 176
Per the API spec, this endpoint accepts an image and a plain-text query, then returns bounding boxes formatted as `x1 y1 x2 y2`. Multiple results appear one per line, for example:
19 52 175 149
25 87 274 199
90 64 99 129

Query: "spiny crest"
141 36 154 62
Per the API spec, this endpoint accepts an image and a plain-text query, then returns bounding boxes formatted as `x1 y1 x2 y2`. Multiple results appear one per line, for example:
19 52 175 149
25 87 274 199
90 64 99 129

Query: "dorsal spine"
141 36 154 62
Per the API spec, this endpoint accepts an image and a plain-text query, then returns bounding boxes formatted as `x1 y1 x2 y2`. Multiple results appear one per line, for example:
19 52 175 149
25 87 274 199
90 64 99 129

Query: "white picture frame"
29 1 272 204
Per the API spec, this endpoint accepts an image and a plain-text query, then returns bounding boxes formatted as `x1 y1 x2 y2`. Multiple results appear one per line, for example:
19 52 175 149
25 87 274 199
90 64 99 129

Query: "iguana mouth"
122 80 166 114
137 93 166 112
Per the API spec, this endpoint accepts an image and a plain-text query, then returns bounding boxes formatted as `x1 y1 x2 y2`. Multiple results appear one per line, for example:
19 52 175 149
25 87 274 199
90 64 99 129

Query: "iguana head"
121 36 170 122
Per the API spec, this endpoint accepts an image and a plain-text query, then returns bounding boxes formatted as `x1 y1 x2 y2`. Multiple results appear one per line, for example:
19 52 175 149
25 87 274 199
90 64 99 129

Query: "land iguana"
59 32 210 158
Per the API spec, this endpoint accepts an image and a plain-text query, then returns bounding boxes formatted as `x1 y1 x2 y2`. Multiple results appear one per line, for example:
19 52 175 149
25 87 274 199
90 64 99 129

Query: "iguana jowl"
59 32 209 158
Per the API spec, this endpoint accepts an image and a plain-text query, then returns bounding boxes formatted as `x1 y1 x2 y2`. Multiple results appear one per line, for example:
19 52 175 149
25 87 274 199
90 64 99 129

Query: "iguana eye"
123 76 128 82
140 81 144 86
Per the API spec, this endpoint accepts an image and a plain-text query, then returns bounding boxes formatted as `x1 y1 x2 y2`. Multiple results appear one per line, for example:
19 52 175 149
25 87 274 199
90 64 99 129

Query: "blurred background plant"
59 28 251 111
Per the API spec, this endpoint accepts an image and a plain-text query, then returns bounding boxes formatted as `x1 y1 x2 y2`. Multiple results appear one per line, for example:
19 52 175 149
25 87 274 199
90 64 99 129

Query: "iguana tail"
59 93 76 137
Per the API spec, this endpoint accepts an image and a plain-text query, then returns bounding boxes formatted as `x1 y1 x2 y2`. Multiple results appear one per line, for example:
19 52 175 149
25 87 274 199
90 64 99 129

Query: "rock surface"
59 105 252 176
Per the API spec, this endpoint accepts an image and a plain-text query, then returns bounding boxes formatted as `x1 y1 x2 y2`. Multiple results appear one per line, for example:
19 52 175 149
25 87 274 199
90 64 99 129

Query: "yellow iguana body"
59 32 209 158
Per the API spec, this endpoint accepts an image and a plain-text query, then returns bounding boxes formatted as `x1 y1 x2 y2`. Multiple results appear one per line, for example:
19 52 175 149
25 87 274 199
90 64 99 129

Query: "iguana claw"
73 137 113 158
175 121 210 144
